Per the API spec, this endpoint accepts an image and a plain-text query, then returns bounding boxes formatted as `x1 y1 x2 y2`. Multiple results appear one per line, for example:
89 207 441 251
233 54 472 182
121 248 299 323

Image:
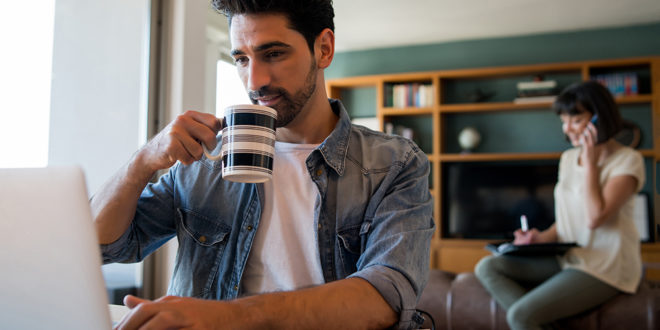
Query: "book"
517 80 557 90
516 80 558 97
486 242 578 257
592 73 639 97
389 83 433 108
513 95 557 104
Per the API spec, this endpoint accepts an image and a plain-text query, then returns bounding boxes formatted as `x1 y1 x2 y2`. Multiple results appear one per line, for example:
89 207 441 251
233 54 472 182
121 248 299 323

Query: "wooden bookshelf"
327 56 660 277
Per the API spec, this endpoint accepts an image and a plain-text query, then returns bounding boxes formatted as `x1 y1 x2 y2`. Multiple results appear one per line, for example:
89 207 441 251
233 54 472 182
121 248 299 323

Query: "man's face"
230 14 318 128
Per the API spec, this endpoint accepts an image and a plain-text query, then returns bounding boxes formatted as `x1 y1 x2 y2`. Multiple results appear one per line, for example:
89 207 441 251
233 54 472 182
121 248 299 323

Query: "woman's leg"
475 255 561 309
506 269 620 330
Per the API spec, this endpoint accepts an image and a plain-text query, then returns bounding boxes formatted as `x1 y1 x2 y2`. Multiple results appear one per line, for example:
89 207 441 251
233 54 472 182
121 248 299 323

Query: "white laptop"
0 166 114 329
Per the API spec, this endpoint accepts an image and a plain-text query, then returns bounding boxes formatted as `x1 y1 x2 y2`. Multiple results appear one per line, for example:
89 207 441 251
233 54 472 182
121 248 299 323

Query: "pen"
520 215 529 232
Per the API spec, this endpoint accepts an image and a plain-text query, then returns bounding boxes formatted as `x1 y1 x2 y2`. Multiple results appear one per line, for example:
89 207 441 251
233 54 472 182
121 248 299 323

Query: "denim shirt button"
316 169 323 176
234 285 238 290
318 223 322 230
247 225 253 231
199 235 207 243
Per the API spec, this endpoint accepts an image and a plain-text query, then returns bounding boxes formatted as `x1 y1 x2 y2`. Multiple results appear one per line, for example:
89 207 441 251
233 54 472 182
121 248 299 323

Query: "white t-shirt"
240 141 324 295
555 146 645 293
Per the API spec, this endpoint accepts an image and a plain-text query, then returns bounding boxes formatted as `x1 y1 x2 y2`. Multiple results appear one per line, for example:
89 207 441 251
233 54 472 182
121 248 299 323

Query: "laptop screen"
0 166 112 330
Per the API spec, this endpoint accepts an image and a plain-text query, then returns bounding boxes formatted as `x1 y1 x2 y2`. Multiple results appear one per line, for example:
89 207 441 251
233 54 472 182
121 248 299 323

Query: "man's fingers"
183 110 223 133
124 295 148 309
116 296 192 330
175 112 221 152
145 110 221 168
169 138 197 165
183 110 221 128
184 116 221 151
116 296 156 330
136 311 192 330
166 126 205 164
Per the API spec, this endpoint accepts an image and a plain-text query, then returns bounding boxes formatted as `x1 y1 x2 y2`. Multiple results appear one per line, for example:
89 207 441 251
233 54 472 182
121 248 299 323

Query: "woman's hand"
579 121 600 168
513 224 558 245
513 228 540 245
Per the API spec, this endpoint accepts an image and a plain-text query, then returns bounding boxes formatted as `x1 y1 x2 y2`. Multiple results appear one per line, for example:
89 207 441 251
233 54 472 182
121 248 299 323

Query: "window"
0 1 55 168
216 60 251 116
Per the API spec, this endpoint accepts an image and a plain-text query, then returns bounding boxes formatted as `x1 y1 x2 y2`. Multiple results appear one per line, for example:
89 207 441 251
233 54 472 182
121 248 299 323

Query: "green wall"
327 22 660 79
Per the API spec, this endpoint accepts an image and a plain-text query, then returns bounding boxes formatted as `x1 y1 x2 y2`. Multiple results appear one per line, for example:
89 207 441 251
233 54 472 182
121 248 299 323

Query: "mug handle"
202 119 226 161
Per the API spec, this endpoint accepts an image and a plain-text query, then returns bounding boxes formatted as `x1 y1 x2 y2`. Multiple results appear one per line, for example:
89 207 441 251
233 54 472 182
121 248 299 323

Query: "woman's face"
559 111 593 147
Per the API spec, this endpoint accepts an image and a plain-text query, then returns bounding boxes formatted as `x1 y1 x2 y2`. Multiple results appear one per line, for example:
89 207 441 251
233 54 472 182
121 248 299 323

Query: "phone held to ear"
582 113 599 145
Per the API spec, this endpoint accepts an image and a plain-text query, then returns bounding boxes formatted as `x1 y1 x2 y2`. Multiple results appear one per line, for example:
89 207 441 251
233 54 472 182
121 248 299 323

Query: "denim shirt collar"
316 99 351 176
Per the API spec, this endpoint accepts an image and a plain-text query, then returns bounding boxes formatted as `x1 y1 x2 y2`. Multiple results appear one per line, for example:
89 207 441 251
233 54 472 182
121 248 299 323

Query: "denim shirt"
101 99 435 329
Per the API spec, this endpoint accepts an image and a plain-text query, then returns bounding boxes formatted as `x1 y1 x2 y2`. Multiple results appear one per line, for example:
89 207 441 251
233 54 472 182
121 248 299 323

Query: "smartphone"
589 114 602 144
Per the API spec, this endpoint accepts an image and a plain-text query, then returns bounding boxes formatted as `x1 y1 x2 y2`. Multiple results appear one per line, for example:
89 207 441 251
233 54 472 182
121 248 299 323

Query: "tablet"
486 242 578 257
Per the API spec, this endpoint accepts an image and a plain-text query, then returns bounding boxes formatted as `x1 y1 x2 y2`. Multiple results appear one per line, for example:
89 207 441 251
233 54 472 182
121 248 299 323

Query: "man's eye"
234 57 248 65
265 51 283 59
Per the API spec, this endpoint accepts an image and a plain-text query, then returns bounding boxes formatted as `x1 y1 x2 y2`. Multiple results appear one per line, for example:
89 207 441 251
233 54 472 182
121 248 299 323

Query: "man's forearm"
233 277 397 329
91 151 157 244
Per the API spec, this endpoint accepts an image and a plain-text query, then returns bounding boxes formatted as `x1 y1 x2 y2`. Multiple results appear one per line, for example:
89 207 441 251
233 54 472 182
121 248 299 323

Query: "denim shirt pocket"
170 208 231 298
337 221 370 274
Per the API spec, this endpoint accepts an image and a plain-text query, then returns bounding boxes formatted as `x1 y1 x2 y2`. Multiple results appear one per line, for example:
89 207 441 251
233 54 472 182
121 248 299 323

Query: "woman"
475 80 646 330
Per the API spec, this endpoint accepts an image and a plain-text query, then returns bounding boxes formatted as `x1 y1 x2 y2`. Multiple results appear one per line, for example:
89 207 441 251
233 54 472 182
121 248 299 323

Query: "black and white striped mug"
203 104 277 183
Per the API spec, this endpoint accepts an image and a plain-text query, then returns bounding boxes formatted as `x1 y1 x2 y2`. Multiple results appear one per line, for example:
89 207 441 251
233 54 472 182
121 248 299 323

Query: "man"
94 0 434 328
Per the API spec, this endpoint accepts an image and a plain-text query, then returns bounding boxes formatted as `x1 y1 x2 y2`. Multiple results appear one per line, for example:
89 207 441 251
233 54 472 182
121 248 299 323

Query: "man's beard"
248 60 317 128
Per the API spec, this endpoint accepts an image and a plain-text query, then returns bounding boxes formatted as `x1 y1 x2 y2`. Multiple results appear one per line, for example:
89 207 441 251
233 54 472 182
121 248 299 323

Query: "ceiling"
332 0 660 52
207 0 660 53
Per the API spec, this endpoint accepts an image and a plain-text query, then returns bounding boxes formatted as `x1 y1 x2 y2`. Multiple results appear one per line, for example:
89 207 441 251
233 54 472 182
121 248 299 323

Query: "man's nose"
246 60 271 92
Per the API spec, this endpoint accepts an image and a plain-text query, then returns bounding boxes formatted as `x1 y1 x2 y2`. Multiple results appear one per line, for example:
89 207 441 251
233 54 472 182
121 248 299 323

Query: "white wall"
49 0 152 297
49 0 151 195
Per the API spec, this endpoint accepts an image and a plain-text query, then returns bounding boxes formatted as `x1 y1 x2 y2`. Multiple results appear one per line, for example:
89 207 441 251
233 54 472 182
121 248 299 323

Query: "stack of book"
513 80 558 104
384 83 434 108
592 73 638 97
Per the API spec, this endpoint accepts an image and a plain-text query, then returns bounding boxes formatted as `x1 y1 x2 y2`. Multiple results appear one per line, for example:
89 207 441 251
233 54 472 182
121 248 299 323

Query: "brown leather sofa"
416 269 660 329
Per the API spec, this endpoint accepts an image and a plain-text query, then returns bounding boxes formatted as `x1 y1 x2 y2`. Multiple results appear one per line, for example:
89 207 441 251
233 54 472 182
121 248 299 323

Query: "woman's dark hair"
553 80 623 144
211 0 335 53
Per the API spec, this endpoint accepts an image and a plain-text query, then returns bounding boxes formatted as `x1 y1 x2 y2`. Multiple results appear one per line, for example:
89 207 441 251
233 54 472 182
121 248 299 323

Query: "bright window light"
0 1 55 168
216 60 251 116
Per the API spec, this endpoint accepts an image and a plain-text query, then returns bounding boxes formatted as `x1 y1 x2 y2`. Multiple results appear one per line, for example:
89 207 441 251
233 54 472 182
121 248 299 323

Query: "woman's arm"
584 168 638 229
580 123 640 230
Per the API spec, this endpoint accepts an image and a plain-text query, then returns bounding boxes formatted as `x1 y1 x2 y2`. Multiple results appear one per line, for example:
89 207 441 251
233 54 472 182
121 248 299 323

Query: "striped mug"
203 104 277 183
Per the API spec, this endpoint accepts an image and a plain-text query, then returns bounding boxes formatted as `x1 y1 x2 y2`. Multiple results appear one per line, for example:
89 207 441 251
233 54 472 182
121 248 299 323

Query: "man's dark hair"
212 0 335 52
553 80 623 143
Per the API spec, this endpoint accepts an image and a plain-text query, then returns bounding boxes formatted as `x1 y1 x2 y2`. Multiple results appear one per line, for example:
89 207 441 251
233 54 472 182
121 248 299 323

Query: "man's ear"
315 28 334 69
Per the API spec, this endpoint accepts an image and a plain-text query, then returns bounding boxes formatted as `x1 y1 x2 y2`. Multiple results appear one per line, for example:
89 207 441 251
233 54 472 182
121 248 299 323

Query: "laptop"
0 166 113 329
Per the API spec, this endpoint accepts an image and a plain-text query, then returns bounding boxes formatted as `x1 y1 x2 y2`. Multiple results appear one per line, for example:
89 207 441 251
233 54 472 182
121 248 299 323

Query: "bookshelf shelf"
439 102 555 113
616 94 653 104
382 107 434 115
327 56 660 275
438 149 655 162
439 152 562 162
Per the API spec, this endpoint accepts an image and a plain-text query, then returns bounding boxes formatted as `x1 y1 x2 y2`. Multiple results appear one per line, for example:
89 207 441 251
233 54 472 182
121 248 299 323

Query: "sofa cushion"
416 270 660 330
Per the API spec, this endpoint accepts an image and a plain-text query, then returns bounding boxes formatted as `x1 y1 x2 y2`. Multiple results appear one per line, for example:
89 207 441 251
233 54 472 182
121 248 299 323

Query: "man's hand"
114 295 233 330
92 111 222 245
140 111 222 172
113 278 397 330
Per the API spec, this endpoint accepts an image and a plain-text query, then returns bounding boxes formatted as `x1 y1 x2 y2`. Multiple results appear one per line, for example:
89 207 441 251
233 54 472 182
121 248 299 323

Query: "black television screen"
442 161 558 239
